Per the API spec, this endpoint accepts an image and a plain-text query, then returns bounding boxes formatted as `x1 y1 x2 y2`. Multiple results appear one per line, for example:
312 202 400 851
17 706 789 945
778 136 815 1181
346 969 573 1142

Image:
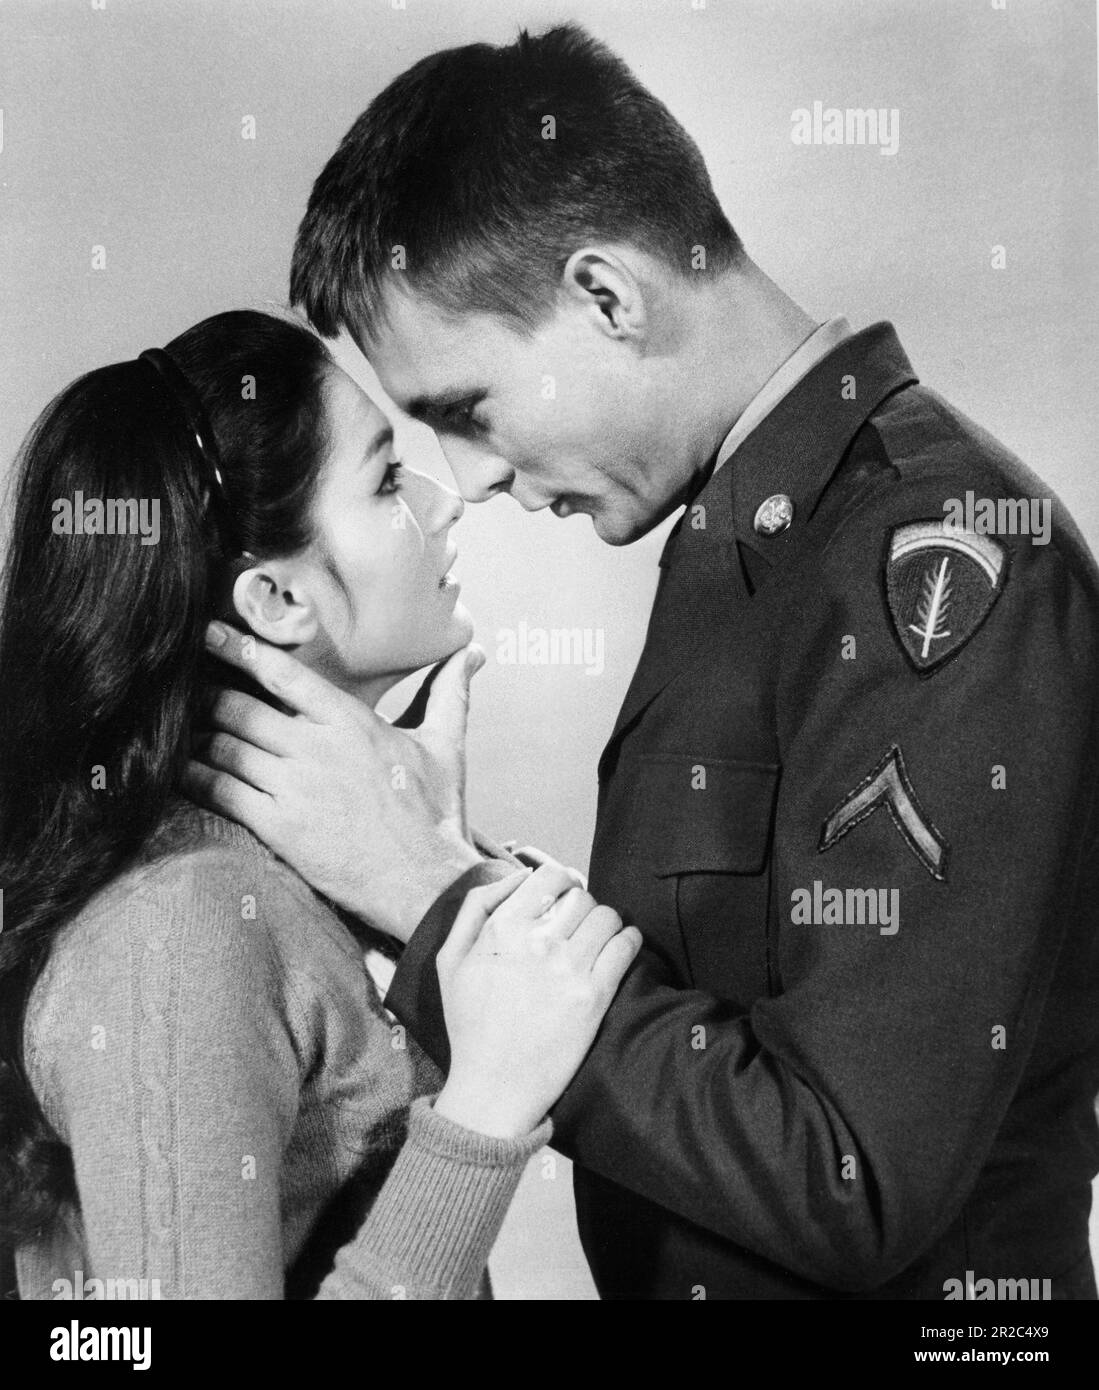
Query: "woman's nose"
413 469 464 535
440 485 464 532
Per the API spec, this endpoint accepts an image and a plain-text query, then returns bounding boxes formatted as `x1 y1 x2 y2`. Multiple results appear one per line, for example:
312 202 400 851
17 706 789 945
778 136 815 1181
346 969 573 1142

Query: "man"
190 25 1099 1298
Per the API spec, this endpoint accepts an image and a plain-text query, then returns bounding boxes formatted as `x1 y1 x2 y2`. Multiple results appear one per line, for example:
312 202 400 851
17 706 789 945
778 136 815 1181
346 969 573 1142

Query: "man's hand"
183 621 484 942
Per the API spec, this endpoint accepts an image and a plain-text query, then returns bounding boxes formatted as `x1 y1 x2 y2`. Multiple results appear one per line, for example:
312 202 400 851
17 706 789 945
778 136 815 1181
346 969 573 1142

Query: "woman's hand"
433 864 642 1138
503 840 588 888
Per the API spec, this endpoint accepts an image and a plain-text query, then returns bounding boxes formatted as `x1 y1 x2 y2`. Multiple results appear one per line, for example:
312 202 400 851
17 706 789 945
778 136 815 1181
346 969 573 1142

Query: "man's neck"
677 260 817 477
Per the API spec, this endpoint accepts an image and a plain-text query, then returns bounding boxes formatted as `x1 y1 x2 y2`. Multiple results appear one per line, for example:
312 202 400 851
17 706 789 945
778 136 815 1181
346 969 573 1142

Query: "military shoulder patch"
884 519 1007 675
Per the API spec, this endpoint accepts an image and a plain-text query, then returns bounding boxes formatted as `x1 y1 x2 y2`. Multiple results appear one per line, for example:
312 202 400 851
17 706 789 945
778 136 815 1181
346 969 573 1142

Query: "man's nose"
439 437 515 503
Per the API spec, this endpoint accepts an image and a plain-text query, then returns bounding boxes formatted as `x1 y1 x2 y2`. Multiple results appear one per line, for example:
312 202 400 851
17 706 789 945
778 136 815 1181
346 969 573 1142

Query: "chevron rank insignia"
819 744 948 880
885 520 1007 674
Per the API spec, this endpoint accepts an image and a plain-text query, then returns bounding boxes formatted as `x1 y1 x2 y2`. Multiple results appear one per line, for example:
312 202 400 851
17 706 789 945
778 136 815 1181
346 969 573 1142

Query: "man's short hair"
290 22 744 338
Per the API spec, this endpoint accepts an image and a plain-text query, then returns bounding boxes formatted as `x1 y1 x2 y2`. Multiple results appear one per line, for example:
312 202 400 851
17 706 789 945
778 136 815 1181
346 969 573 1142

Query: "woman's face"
251 363 473 697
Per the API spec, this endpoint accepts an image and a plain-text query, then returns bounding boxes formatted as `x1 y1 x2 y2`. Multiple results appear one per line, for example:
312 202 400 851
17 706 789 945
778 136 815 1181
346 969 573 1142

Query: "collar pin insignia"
753 493 794 536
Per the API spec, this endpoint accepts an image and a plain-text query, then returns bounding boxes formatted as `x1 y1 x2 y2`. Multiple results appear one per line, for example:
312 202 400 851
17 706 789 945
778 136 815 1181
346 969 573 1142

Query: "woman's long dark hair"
0 310 332 1246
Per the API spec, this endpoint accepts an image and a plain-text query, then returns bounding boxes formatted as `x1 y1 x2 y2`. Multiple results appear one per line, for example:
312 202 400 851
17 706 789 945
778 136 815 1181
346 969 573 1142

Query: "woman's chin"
449 601 476 649
416 608 477 672
375 608 477 682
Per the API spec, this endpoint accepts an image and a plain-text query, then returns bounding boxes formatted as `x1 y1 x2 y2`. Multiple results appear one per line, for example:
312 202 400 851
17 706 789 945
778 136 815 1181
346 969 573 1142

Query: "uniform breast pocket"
632 754 780 875
631 753 781 1001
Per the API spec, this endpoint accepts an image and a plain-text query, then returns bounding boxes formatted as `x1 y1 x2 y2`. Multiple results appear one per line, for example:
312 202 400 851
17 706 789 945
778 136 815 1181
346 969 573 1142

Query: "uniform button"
753 493 794 535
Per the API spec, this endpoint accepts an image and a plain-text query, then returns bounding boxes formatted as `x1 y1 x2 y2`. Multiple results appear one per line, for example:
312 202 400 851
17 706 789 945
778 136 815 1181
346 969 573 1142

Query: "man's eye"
378 460 405 496
443 401 483 434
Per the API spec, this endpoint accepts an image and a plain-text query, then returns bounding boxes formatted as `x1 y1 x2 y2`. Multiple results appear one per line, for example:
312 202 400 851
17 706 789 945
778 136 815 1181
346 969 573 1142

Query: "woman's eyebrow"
362 426 394 463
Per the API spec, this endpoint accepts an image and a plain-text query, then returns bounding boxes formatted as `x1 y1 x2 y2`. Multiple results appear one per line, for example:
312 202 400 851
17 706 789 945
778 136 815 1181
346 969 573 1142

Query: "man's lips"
517 493 591 518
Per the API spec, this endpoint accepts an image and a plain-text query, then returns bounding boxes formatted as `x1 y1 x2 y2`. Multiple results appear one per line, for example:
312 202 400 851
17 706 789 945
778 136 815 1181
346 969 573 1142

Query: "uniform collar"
712 316 853 473
687 322 918 574
603 323 918 773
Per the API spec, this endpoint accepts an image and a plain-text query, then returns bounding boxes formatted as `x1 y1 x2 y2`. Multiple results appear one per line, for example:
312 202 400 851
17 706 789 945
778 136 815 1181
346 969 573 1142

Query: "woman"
0 309 639 1299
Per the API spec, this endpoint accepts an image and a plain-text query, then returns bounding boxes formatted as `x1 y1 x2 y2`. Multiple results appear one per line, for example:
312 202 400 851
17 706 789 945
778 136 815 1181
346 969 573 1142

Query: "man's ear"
231 560 318 647
560 247 647 339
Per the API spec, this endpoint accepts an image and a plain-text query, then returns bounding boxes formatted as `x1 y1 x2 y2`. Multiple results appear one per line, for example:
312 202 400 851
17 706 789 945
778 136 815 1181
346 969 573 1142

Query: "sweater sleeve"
316 1097 550 1300
29 854 549 1300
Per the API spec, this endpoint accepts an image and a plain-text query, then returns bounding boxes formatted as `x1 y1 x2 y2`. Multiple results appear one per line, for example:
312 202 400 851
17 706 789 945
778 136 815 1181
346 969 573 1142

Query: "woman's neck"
298 653 407 712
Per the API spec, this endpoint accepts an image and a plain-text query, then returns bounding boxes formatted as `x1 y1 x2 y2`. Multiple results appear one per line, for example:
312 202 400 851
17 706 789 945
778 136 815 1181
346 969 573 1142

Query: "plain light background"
1 0 1096 1299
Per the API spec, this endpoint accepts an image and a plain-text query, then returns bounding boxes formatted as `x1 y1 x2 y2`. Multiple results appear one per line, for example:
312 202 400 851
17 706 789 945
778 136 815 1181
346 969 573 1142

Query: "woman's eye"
377 460 405 496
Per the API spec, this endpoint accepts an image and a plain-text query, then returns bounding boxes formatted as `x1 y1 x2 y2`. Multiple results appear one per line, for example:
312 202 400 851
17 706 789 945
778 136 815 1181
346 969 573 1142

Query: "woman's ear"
231 560 318 647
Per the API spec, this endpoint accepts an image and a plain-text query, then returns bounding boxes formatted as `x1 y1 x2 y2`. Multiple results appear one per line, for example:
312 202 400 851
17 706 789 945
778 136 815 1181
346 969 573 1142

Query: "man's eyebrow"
362 426 394 462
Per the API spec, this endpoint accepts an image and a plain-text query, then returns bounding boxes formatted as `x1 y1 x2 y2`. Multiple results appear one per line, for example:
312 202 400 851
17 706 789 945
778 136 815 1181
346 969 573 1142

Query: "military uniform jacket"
388 323 1099 1300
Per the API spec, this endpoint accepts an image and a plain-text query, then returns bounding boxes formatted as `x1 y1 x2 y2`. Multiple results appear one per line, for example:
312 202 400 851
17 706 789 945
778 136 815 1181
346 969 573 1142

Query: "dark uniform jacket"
388 323 1099 1300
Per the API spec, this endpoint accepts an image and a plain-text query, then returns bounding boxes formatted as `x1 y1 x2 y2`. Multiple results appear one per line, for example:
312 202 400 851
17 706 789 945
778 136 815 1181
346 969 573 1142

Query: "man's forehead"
362 342 480 417
362 281 473 352
357 293 504 408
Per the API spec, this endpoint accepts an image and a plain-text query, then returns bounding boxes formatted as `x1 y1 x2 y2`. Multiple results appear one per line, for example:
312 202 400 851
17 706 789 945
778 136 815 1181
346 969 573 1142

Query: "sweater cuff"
413 1093 553 1166
318 1098 551 1300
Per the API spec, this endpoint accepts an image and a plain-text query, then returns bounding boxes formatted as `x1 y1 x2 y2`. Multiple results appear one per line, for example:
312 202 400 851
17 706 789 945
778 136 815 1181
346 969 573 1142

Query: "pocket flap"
630 755 780 876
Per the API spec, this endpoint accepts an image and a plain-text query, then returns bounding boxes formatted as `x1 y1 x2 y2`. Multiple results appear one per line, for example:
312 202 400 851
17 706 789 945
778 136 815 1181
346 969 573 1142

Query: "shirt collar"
712 316 853 473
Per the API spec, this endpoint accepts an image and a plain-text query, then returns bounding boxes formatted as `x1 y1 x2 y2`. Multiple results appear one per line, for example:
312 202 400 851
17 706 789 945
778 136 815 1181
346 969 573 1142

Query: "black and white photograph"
0 0 1096 1355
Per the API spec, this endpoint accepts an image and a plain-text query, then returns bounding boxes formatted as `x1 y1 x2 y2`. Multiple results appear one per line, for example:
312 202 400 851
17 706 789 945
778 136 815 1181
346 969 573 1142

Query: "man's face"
360 283 694 545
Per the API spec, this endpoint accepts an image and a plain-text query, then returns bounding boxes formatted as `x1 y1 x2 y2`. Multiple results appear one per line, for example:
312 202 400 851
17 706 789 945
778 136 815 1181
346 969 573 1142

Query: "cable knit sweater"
16 798 550 1300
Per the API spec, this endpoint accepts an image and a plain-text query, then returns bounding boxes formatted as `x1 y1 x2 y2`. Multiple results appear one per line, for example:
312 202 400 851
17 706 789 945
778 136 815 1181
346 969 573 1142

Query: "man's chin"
590 508 659 547
549 495 658 545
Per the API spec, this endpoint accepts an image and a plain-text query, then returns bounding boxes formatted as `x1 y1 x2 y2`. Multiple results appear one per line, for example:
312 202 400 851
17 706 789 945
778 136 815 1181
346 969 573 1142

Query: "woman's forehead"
323 366 391 457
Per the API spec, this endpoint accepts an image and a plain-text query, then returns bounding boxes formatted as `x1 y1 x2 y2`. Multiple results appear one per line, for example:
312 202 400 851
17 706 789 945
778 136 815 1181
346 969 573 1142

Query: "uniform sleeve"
387 859 517 1073
389 482 1099 1292
553 487 1099 1289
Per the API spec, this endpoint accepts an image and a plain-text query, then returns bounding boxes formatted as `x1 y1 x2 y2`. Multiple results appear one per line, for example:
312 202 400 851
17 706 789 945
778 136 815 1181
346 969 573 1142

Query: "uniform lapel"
598 460 740 775
597 323 918 779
